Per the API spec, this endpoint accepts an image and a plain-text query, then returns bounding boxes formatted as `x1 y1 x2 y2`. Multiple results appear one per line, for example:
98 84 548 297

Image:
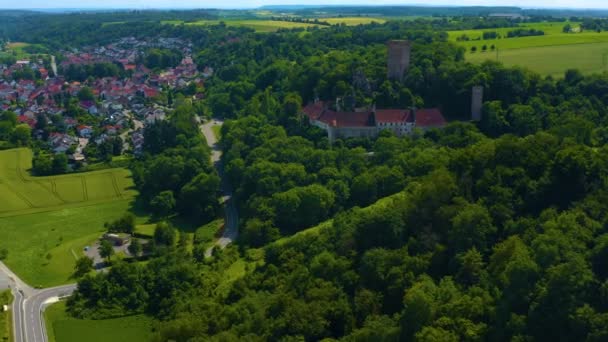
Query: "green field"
449 22 608 76
0 148 136 217
0 291 12 342
0 148 141 287
164 19 322 32
0 200 137 287
45 302 153 342
467 41 608 78
163 17 386 32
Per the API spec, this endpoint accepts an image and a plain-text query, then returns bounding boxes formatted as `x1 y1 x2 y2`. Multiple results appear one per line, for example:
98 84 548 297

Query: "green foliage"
105 213 136 235
98 240 114 263
73 257 93 278
143 48 183 69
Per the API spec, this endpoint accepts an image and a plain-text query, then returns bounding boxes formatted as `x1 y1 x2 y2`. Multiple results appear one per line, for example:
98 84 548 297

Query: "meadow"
448 22 608 76
0 148 140 287
0 148 136 216
163 19 322 32
466 41 608 78
45 302 153 342
163 17 386 32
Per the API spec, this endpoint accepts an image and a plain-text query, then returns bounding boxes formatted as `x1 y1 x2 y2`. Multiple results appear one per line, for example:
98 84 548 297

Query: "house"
77 125 93 138
104 125 119 135
103 233 130 246
302 101 446 142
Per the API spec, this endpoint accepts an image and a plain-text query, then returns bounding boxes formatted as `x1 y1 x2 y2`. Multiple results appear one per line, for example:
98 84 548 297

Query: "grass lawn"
45 301 153 342
194 219 222 244
211 125 222 140
0 290 12 342
0 148 144 287
467 41 608 78
0 148 136 216
0 200 140 287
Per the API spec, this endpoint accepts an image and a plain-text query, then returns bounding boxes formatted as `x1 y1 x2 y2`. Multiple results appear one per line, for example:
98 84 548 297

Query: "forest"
2 10 608 341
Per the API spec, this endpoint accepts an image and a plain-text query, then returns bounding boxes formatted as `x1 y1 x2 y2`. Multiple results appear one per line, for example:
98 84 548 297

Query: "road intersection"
0 261 76 342
0 119 233 342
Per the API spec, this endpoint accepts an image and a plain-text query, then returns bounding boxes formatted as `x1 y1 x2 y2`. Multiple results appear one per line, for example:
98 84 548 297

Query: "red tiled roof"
416 108 446 127
302 101 326 120
319 110 373 128
375 109 411 123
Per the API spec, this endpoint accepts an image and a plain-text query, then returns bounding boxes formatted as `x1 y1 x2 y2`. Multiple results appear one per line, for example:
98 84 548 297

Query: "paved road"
0 261 76 342
26 284 77 342
200 120 239 257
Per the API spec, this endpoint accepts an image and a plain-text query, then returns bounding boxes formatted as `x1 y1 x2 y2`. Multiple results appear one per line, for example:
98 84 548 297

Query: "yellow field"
323 17 386 25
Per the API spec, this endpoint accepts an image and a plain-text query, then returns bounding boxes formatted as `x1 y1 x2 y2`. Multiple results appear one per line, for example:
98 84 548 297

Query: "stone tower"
387 40 411 82
471 86 484 121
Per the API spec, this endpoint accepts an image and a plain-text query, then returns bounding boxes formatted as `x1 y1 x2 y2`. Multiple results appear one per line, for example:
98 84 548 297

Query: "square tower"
471 86 484 121
387 40 411 82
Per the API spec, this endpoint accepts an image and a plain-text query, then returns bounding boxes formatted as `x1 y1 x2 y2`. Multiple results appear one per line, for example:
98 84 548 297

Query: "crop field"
0 148 141 287
164 19 322 32
323 17 386 25
0 200 136 287
45 302 153 342
467 41 608 78
448 22 608 76
0 148 136 217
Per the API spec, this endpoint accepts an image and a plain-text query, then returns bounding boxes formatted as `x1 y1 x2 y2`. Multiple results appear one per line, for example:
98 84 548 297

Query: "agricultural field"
45 301 153 342
0 148 142 287
0 148 136 217
467 41 608 78
163 17 386 32
163 19 322 32
322 17 386 25
448 22 608 76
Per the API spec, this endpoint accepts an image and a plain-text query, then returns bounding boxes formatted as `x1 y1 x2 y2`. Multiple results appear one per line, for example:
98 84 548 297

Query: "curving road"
200 119 239 257
0 261 76 342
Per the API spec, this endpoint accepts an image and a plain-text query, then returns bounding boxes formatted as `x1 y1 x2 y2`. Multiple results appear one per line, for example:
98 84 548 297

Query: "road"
0 261 76 342
200 119 239 257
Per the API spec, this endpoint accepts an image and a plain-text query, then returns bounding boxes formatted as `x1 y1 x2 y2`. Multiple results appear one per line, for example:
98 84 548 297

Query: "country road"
200 119 239 257
0 261 76 342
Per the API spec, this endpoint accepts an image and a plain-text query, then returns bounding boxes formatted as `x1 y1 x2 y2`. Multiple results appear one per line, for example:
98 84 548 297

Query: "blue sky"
1 0 608 9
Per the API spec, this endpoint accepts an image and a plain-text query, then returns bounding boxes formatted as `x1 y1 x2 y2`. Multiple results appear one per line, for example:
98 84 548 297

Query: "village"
0 36 212 166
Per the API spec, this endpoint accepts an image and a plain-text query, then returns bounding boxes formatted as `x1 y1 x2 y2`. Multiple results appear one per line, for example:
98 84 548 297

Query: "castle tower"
471 86 484 121
387 40 411 82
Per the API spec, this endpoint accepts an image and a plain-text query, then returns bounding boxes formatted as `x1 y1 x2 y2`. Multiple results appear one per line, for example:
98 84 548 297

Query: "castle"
301 40 447 142
302 102 446 142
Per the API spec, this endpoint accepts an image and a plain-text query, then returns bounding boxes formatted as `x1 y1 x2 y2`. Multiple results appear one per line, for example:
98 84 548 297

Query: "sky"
1 0 608 10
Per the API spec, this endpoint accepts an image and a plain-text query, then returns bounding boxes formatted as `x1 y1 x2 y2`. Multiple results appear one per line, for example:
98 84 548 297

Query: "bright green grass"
45 301 153 342
0 200 139 287
0 148 136 216
448 22 608 76
448 22 608 52
194 219 222 244
164 19 321 32
211 125 222 140
136 223 156 238
0 290 12 342
323 17 386 25
467 41 608 78
6 42 32 59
